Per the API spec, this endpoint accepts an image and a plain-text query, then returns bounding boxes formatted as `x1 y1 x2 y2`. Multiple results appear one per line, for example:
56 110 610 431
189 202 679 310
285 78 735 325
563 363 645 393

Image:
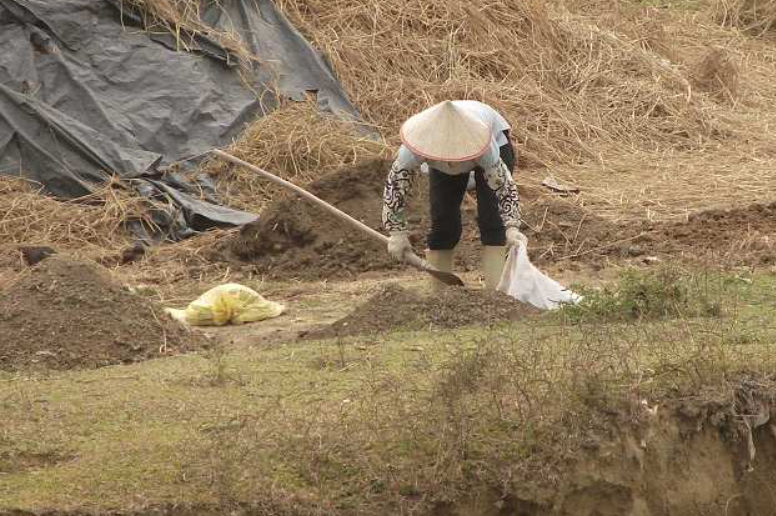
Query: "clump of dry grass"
716 0 776 36
0 175 236 292
692 47 740 101
204 101 389 213
0 177 141 253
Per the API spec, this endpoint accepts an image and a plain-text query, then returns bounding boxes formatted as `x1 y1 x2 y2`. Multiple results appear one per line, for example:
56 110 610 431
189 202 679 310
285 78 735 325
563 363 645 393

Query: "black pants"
427 131 515 250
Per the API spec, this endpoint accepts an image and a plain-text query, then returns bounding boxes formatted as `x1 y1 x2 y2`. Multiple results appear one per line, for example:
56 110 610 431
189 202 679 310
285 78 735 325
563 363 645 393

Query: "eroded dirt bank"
5 396 773 516
442 414 776 516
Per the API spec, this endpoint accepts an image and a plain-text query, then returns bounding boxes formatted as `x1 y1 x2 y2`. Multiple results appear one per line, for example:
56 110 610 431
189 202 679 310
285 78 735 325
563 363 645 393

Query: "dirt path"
156 262 619 347
184 273 440 347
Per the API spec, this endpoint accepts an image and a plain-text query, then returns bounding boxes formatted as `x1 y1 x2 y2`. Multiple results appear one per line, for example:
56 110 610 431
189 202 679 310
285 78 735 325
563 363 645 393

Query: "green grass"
560 267 747 322
1 270 775 515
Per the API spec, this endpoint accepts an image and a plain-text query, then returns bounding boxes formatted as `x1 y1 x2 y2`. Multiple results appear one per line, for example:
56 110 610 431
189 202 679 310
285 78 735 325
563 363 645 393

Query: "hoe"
212 150 464 287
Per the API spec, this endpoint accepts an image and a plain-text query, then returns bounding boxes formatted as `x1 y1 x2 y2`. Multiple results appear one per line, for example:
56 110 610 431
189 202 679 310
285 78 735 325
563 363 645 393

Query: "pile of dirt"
304 284 538 340
560 201 776 266
515 187 618 264
507 197 776 267
0 256 207 371
228 159 424 279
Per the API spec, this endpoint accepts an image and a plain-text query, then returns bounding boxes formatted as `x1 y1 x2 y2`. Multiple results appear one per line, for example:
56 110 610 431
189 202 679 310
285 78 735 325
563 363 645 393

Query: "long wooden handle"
212 150 389 245
212 151 464 286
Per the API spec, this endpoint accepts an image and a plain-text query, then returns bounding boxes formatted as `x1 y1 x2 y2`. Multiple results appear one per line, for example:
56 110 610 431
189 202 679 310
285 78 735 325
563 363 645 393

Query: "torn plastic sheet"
0 0 361 240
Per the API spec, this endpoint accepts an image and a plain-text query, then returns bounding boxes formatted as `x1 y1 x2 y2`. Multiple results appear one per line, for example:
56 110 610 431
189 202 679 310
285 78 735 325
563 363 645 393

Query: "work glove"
506 227 528 248
387 231 412 262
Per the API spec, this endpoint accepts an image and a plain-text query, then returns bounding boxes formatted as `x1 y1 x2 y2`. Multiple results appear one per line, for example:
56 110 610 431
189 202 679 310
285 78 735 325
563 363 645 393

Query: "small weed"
201 339 241 386
126 283 161 298
560 267 735 323
310 338 351 371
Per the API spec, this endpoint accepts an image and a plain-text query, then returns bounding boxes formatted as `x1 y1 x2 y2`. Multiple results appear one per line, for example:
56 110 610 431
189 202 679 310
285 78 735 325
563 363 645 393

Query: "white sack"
497 244 582 310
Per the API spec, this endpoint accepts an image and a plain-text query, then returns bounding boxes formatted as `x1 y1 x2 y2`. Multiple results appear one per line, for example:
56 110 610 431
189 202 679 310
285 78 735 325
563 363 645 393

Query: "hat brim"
400 126 492 163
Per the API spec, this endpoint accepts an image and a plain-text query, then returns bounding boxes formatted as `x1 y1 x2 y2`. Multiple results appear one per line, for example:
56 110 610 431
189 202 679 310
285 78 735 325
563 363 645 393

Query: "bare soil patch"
304 284 538 340
228 159 403 279
555 201 776 266
0 256 207 371
626 201 776 264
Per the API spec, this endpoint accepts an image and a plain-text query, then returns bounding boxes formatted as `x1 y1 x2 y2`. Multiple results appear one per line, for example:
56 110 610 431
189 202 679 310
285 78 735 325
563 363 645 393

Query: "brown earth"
533 200 776 266
226 160 775 281
303 284 538 340
440 414 776 516
435 375 776 516
620 202 776 265
0 256 208 372
228 159 409 279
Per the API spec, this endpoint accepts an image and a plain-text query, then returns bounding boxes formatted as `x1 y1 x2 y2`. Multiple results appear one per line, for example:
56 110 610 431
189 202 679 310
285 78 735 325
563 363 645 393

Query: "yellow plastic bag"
165 284 285 326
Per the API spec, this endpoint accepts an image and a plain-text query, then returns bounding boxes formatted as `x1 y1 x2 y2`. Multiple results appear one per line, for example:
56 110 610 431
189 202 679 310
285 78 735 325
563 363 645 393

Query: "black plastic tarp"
0 0 359 239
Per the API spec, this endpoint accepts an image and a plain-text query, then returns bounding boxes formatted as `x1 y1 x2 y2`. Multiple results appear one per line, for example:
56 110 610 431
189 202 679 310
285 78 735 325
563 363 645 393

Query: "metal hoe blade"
405 252 465 287
424 268 465 287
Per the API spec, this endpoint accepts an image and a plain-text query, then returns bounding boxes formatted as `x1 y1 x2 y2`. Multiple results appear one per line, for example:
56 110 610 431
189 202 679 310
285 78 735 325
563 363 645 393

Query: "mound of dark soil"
229 159 410 280
305 285 538 339
0 256 207 371
522 198 776 266
623 201 776 265
520 187 618 264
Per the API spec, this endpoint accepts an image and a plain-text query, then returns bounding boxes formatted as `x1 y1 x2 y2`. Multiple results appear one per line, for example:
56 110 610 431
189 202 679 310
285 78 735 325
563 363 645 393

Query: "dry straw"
274 0 720 166
0 176 175 269
204 100 389 213
716 0 776 36
0 177 138 252
118 0 254 63
692 47 740 102
133 0 723 170
0 174 228 289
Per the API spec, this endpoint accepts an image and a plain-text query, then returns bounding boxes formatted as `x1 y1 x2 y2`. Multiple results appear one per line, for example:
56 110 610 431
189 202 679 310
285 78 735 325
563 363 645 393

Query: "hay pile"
717 0 776 36
205 101 388 213
277 0 718 166
692 47 740 101
33 1 764 217
0 175 240 297
117 0 253 62
0 177 137 255
0 256 206 371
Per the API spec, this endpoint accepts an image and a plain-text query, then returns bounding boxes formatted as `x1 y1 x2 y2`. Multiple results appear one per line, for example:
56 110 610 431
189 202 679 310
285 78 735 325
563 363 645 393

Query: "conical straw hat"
400 101 492 162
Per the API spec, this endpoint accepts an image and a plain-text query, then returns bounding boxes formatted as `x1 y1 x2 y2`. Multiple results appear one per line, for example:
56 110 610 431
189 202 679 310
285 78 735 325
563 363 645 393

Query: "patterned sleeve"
483 159 521 229
382 159 417 233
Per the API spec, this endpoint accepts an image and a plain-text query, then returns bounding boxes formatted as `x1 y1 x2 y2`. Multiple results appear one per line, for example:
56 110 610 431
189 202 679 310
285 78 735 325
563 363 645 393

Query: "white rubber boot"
481 246 506 290
426 249 455 291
